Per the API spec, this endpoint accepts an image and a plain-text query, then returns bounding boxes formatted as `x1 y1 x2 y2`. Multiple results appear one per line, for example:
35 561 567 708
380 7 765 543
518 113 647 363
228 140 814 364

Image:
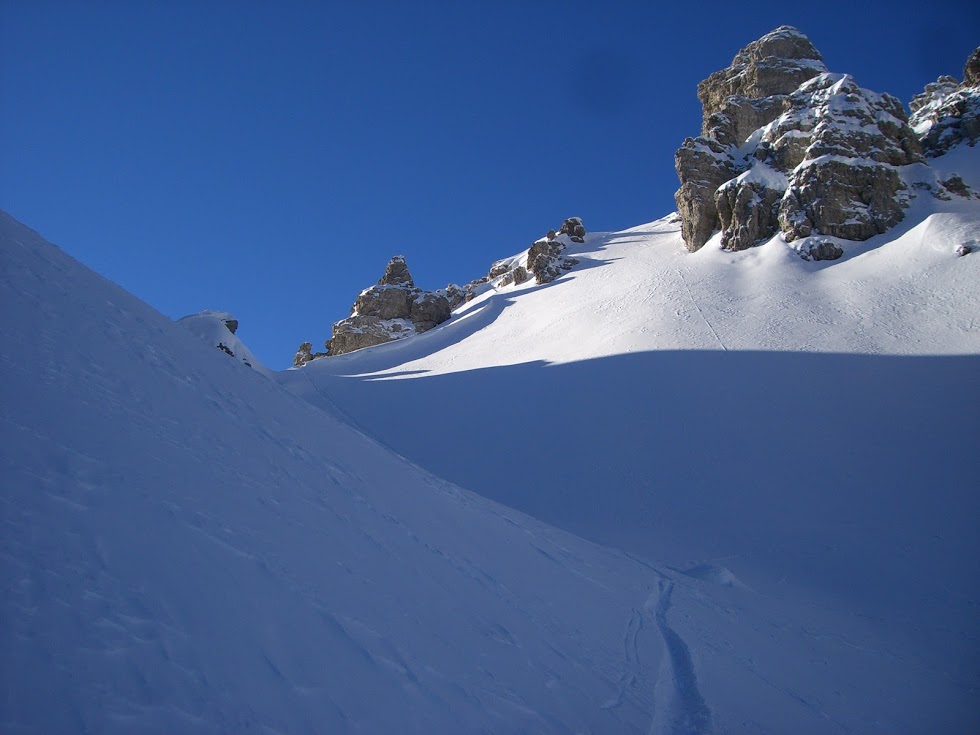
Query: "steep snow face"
0 210 692 734
283 170 980 731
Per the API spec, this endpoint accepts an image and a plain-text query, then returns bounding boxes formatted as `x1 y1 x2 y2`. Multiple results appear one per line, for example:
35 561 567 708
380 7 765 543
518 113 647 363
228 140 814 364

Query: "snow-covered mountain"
3 25 980 735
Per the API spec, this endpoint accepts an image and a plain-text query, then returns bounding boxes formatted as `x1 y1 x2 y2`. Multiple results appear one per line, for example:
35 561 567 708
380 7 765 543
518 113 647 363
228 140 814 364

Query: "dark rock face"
222 318 239 335
909 48 980 157
326 256 452 356
675 26 928 256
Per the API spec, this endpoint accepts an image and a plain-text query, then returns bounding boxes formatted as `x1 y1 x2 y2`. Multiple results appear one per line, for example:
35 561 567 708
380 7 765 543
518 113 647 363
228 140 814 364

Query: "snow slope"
0 210 685 734
282 171 980 731
2 155 979 731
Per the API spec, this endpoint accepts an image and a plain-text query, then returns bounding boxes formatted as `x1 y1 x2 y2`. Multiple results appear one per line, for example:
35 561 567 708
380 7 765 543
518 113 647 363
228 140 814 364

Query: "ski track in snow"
672 266 728 351
647 580 712 735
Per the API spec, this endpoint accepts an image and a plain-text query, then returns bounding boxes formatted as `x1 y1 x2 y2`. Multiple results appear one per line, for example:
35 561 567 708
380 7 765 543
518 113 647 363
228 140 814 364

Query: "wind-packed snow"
2 132 979 734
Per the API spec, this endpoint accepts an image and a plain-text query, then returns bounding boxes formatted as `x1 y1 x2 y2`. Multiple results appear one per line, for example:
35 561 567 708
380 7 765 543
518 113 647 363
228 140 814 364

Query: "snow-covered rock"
909 48 980 157
527 234 579 284
324 256 452 356
176 310 268 374
486 218 585 288
675 26 827 252
673 26 972 257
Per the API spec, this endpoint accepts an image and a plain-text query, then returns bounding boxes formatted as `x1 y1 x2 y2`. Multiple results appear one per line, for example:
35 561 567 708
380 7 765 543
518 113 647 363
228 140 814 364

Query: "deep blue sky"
2 1 977 367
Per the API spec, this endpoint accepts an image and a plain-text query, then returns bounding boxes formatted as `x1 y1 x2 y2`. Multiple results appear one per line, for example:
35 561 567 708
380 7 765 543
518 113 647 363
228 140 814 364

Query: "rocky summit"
675 27 977 258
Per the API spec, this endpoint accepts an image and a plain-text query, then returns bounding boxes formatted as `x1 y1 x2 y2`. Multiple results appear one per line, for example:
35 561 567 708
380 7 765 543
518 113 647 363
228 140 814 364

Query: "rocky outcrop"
909 48 980 157
325 256 452 357
558 217 586 243
298 220 586 363
293 342 327 367
485 219 584 288
674 138 740 250
378 255 414 286
445 278 490 309
675 26 827 252
411 291 452 332
697 25 826 145
675 26 930 257
527 237 579 284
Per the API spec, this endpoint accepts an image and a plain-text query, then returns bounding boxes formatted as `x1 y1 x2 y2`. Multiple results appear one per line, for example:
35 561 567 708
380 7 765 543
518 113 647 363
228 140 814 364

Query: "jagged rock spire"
378 255 414 287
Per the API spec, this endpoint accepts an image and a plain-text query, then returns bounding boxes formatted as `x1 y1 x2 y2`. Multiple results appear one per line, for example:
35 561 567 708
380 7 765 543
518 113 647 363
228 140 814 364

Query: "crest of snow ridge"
675 27 979 259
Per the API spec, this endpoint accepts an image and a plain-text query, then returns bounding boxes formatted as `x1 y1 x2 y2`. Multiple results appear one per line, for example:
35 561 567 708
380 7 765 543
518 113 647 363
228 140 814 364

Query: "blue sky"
2 0 977 368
